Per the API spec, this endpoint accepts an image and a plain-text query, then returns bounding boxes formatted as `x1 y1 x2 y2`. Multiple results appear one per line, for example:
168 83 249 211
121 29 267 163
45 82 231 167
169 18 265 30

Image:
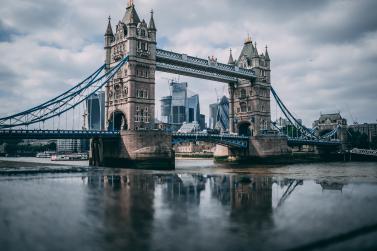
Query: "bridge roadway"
0 129 341 148
287 138 341 147
0 129 120 140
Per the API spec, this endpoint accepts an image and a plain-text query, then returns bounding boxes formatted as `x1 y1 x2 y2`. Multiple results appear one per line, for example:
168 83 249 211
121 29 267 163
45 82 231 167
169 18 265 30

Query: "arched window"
240 89 246 98
141 29 146 37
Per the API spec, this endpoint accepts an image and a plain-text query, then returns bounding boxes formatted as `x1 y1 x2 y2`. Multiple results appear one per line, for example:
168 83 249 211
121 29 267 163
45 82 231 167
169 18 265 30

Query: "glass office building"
160 81 204 131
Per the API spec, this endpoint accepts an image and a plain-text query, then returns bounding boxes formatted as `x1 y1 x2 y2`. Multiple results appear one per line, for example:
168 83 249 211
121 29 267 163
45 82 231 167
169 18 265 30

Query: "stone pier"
214 135 291 163
90 130 175 169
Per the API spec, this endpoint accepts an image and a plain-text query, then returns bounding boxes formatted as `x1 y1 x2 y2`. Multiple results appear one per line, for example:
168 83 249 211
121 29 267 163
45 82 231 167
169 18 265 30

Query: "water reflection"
1 170 377 251
83 173 343 250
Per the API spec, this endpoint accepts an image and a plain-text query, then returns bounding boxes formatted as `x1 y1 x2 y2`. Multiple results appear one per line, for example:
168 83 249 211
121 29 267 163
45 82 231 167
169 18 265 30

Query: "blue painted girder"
0 129 120 140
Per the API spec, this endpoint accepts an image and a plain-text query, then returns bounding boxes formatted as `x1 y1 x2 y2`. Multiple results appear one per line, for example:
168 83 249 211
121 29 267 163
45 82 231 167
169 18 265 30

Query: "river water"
1 159 377 251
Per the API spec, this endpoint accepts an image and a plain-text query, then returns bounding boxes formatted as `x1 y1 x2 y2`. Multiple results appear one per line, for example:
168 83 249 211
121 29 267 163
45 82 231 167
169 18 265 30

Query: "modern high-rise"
215 96 229 132
209 103 218 129
171 82 188 125
57 139 83 153
160 96 172 123
86 91 106 130
160 81 204 131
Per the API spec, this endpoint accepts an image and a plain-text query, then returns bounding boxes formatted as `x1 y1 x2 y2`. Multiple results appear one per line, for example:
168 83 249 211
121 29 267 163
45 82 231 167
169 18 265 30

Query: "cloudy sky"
0 0 376 128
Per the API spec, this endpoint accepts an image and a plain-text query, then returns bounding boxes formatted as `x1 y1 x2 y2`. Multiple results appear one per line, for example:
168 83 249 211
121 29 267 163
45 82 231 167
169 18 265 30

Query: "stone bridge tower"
228 36 271 136
104 1 156 131
91 2 174 169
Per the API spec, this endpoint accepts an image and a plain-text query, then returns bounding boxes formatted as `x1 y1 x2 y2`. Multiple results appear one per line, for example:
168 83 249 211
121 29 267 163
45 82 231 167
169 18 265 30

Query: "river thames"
1 158 377 251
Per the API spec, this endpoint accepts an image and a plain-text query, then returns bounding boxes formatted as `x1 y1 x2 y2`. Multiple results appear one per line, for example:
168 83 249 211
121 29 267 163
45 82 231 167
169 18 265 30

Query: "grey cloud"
0 0 69 32
0 0 376 126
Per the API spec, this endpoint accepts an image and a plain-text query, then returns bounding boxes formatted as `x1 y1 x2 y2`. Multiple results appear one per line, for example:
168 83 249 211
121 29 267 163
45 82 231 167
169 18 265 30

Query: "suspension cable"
0 56 128 129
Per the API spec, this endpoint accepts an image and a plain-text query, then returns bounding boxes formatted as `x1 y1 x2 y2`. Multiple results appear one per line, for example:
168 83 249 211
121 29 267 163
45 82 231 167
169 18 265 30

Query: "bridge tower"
91 2 174 168
215 36 290 161
105 1 156 131
228 36 271 136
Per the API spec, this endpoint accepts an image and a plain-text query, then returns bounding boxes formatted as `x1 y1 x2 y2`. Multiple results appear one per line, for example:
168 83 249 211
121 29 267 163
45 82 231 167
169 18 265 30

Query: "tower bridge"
0 2 345 168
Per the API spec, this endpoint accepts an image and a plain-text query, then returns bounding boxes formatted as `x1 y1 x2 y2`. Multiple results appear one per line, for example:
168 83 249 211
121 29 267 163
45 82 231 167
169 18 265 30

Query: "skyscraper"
160 96 172 123
209 103 218 129
86 91 105 130
215 96 229 132
160 81 203 131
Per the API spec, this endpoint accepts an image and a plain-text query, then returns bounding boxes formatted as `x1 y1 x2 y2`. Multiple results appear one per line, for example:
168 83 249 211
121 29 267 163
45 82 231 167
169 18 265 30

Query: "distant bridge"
350 148 377 157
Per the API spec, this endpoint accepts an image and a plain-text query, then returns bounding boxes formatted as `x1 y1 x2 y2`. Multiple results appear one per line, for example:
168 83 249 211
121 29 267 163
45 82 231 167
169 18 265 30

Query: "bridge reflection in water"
1 167 377 251
79 172 377 251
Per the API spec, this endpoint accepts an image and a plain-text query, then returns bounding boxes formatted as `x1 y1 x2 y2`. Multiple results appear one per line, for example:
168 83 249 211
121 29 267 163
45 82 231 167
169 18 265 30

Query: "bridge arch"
238 121 252 136
108 110 127 131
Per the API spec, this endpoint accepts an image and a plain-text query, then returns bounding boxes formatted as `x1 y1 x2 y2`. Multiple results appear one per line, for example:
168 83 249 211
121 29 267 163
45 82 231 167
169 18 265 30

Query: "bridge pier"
248 135 291 158
90 130 175 169
214 135 291 163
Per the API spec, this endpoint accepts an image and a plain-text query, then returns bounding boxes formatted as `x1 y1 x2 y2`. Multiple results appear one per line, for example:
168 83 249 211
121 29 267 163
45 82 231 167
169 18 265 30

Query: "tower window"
240 103 246 112
240 89 246 98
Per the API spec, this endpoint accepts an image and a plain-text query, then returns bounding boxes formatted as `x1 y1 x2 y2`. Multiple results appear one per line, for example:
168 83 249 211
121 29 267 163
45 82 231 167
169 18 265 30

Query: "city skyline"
0 0 376 127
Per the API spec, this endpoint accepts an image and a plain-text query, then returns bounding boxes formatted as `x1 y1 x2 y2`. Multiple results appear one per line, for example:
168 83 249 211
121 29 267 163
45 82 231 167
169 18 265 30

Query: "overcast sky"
0 0 376 128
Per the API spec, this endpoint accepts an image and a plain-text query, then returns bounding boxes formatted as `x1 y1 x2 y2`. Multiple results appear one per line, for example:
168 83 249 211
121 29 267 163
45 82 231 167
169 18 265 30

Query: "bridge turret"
148 10 157 62
265 45 271 83
148 9 157 32
227 48 235 65
251 42 260 68
104 16 114 70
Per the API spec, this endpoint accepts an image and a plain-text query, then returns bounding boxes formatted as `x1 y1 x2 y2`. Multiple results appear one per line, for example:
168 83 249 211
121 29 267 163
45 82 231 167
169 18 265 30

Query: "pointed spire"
244 33 252 44
105 16 114 36
254 41 259 57
265 45 270 61
148 9 157 31
123 1 140 24
228 48 235 65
